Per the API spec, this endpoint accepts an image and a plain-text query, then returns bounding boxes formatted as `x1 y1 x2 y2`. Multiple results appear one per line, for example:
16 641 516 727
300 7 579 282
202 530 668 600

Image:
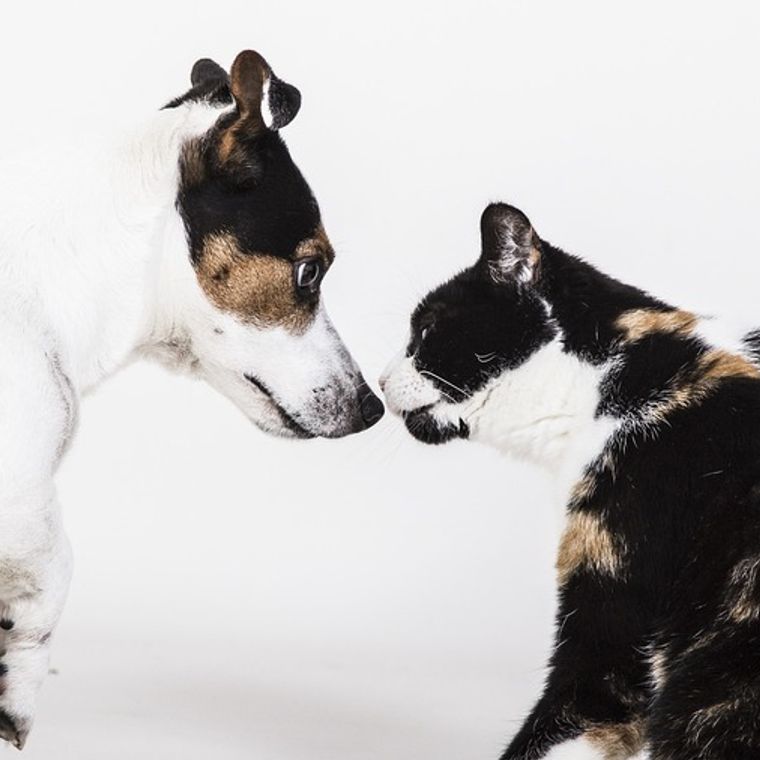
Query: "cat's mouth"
403 406 469 445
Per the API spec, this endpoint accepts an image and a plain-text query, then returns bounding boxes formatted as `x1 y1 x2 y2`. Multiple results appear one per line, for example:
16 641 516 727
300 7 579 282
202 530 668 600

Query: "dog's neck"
0 102 225 392
118 104 230 368
70 103 226 390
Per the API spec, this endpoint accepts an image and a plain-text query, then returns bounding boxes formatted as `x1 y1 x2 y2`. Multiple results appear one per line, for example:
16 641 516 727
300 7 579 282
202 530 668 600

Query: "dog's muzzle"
358 383 385 429
245 374 384 438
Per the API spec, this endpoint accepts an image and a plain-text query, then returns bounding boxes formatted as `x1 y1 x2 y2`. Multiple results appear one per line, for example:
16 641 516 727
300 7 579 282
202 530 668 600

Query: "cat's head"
380 203 604 462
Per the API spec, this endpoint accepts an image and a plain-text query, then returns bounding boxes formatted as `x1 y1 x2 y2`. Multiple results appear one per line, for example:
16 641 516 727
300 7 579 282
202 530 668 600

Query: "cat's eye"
294 258 323 293
418 319 435 343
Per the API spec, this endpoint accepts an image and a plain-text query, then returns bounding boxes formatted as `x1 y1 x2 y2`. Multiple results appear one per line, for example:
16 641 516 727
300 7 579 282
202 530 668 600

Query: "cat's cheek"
380 355 441 416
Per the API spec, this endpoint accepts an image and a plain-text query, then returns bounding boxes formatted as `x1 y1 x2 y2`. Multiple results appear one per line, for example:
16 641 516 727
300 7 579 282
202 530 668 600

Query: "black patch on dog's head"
408 204 557 402
179 130 321 263
174 50 321 264
169 50 331 332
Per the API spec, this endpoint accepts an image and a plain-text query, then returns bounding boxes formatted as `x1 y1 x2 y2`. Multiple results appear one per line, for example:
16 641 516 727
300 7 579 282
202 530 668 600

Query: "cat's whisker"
419 370 471 400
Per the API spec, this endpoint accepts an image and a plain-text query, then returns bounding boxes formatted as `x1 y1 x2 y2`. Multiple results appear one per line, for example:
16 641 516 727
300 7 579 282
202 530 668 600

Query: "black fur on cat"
381 202 760 759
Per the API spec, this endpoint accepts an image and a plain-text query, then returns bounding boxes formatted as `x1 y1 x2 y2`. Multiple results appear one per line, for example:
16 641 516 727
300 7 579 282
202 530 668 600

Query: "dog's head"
161 51 383 438
381 203 592 460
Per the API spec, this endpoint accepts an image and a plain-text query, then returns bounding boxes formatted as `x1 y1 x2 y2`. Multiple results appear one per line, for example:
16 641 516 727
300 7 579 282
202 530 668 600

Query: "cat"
381 202 760 759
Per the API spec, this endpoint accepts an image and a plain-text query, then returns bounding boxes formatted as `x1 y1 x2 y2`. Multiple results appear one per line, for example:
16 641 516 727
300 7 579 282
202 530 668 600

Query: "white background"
3 1 760 758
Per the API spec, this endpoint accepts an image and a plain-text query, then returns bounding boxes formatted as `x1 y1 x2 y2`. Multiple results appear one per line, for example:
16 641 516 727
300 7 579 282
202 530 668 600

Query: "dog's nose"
360 388 385 428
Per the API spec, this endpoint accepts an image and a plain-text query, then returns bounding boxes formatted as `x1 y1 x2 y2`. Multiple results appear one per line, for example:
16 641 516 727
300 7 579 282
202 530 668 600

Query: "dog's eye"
295 258 323 292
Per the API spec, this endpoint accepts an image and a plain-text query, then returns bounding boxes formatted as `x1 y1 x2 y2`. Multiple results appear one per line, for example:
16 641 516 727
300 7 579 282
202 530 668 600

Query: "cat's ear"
479 203 542 286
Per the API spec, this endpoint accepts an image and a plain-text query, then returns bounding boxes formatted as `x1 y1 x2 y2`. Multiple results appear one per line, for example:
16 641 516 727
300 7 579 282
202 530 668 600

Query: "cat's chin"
403 407 469 445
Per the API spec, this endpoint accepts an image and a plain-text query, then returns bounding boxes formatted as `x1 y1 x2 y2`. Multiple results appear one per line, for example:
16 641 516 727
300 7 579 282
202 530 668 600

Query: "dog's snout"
359 385 385 428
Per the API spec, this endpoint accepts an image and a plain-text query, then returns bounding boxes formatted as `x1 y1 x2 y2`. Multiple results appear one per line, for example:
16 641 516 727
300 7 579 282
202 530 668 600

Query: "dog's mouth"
402 405 469 445
244 375 315 439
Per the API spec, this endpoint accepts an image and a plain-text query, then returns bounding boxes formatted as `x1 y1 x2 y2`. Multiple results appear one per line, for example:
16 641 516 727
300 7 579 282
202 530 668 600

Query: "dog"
0 50 383 748
381 202 760 759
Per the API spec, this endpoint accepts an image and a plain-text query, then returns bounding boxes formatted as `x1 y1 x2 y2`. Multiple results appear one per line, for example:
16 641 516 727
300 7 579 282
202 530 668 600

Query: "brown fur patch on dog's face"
294 225 335 264
194 230 332 332
557 510 625 585
616 308 698 343
586 720 646 759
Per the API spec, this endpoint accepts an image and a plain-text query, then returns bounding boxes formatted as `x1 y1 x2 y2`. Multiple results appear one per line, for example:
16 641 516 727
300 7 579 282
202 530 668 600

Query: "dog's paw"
0 708 28 750
0 655 31 750
0 621 38 751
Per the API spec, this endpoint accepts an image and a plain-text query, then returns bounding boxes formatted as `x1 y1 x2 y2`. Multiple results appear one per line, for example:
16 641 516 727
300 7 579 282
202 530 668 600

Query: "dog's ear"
228 50 301 133
190 58 228 87
480 203 542 286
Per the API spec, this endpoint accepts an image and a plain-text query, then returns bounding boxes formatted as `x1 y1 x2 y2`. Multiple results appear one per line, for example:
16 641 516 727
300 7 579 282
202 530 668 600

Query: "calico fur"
382 202 760 759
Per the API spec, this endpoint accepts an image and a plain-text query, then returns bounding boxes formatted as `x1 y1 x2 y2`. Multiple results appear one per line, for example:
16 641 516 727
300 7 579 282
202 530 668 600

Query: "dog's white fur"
0 93 363 744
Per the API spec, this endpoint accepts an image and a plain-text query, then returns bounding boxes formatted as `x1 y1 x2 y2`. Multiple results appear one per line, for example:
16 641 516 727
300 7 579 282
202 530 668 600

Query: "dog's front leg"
500 574 651 760
0 336 77 748
0 484 73 749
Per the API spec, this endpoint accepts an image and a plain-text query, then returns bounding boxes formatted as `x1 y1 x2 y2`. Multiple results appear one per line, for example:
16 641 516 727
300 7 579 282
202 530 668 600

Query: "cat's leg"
648 620 760 760
0 332 76 747
500 573 651 760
